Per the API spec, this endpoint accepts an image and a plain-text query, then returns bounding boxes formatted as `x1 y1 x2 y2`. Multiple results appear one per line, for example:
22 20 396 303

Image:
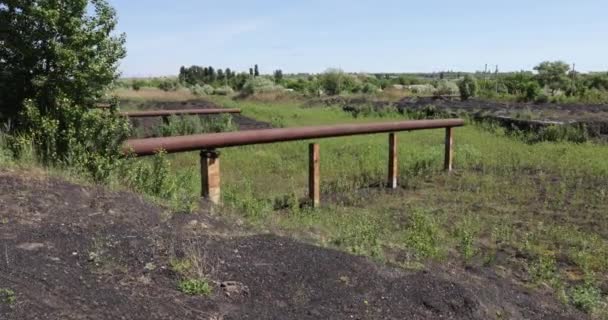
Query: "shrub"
319 69 353 96
458 75 478 100
524 82 542 102
241 77 284 96
132 80 143 91
433 80 459 96
190 84 215 96
213 86 235 96
19 98 131 182
178 279 213 296
404 210 445 259
158 80 178 92
570 283 602 313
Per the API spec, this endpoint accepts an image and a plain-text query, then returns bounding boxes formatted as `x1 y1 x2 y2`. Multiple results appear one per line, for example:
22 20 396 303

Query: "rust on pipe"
120 108 241 118
124 119 465 156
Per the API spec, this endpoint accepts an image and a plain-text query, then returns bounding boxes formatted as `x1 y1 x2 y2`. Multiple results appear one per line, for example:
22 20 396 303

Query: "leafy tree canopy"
0 0 126 120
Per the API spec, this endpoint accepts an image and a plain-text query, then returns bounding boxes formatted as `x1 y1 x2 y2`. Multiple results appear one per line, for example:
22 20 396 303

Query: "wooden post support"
388 133 398 188
444 127 454 172
200 149 221 204
309 143 320 208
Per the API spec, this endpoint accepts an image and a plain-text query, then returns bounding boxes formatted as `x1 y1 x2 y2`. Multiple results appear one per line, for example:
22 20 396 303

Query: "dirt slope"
0 170 586 319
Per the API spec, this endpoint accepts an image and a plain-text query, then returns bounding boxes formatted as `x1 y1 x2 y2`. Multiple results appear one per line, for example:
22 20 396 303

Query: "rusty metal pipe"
124 119 464 156
120 108 241 118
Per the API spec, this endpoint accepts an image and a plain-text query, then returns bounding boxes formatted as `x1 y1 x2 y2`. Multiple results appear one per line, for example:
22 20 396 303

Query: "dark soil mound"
0 171 586 319
124 99 271 137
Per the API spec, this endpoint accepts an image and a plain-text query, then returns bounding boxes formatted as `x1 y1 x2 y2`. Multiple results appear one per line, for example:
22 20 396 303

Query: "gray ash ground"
0 170 586 319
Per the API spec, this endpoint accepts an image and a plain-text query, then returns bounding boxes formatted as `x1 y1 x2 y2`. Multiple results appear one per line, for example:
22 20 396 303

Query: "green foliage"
158 79 179 92
404 210 445 259
458 75 478 100
331 214 384 258
119 152 198 213
528 255 558 284
241 77 285 96
19 98 130 181
178 279 213 296
0 0 126 120
190 84 215 96
433 80 459 96
170 259 193 274
524 82 542 102
319 69 351 95
454 217 478 261
273 69 284 84
213 86 235 96
154 114 236 137
534 61 571 95
0 288 16 305
132 80 143 91
569 282 603 313
522 124 588 144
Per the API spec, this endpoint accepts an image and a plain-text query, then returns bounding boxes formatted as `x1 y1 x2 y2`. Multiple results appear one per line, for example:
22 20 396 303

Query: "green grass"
4 93 608 315
178 279 213 296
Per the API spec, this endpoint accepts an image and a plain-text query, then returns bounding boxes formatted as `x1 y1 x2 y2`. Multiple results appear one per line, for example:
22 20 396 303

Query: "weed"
454 217 478 261
170 259 193 275
0 288 16 305
528 254 559 285
403 210 445 259
178 279 213 296
569 282 603 313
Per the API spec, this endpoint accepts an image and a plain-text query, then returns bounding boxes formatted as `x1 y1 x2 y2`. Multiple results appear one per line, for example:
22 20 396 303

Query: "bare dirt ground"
0 170 587 319
122 99 271 138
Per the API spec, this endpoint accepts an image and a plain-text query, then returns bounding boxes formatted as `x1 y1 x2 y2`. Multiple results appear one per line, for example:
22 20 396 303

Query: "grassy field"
48 90 599 317
114 94 608 316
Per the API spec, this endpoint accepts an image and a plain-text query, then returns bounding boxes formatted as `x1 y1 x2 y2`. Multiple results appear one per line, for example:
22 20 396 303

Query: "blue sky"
108 0 608 77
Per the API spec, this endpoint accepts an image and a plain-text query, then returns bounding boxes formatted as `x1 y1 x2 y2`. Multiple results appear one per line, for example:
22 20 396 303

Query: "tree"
534 61 570 95
458 75 478 100
254 64 260 77
0 0 126 120
273 69 284 84
208 66 215 82
249 68 254 77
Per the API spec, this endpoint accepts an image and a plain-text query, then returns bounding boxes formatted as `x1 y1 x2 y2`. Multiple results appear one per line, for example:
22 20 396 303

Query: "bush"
361 82 380 94
19 98 131 182
524 82 542 102
433 80 459 96
178 279 213 296
190 84 215 96
158 80 178 92
213 86 235 96
241 77 284 96
458 75 478 100
319 69 353 95
132 80 143 91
